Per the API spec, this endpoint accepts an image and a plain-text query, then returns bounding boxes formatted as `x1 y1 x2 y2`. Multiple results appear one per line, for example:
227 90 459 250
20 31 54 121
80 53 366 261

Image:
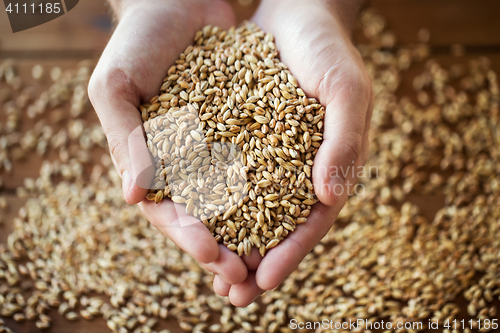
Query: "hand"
89 0 252 289
212 0 373 306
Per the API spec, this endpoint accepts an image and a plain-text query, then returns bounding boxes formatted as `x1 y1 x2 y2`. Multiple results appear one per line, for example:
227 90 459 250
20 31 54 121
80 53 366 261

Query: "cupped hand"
214 0 374 306
88 0 250 288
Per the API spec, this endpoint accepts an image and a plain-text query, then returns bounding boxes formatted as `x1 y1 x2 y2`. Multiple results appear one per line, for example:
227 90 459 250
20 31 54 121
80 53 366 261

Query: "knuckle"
88 67 114 106
337 131 363 165
320 63 372 109
88 65 135 105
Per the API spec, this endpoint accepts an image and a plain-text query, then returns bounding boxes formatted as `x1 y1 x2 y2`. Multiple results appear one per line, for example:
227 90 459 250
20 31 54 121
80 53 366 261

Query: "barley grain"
141 22 323 255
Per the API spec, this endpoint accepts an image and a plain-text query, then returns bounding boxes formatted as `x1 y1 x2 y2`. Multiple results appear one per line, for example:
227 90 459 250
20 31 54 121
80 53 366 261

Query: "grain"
58 303 70 316
35 320 50 330
417 28 430 43
80 309 93 321
142 22 324 256
12 314 24 322
50 66 62 82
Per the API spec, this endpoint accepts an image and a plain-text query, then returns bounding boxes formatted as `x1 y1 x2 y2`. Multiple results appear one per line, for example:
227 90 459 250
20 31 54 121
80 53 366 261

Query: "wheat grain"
141 22 324 256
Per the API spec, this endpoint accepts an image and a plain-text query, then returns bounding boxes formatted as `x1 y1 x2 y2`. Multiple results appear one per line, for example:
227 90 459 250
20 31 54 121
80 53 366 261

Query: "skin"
89 0 372 307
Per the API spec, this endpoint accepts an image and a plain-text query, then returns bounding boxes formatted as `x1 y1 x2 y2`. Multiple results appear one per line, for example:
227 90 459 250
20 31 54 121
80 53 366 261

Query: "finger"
88 72 154 205
228 272 264 308
256 202 342 291
242 248 262 271
202 245 248 285
139 199 219 264
312 70 372 206
213 275 231 297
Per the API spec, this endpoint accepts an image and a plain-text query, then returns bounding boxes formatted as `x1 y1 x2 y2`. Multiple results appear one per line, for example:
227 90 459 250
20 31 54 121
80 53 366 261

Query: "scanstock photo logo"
3 0 79 32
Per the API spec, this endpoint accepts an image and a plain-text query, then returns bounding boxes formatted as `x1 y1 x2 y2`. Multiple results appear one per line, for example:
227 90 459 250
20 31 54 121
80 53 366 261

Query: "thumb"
88 71 154 205
312 71 372 206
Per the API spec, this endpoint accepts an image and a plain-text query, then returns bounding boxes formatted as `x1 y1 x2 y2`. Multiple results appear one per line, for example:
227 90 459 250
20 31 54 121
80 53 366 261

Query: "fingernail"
329 176 345 202
122 170 133 199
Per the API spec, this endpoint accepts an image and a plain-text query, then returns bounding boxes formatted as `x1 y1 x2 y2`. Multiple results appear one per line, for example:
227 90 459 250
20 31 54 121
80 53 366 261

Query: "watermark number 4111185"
3 0 79 33
6 2 62 14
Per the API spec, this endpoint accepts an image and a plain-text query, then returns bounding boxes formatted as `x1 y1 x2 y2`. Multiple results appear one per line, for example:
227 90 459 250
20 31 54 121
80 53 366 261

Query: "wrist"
260 0 364 35
109 0 179 20
112 0 227 22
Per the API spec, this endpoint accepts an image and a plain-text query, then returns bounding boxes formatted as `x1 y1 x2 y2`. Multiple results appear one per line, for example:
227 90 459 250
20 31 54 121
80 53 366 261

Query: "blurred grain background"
0 0 499 332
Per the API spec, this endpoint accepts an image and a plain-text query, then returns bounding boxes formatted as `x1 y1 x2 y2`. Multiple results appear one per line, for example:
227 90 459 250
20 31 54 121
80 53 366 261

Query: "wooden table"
1 1 500 332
